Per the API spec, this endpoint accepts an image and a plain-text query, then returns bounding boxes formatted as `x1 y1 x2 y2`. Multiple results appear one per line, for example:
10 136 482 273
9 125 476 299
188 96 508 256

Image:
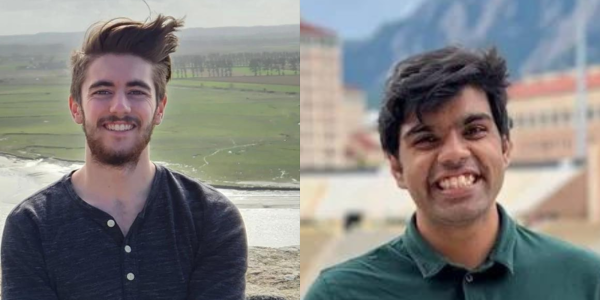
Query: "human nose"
109 91 131 115
437 132 470 168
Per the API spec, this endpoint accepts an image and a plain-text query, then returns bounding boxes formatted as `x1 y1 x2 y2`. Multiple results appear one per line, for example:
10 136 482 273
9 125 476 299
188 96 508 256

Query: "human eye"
128 90 148 97
464 124 488 139
92 90 111 96
413 134 438 149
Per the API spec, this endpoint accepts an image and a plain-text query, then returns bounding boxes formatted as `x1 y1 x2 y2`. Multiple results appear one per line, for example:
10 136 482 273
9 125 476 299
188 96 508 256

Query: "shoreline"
0 151 299 191
0 153 300 247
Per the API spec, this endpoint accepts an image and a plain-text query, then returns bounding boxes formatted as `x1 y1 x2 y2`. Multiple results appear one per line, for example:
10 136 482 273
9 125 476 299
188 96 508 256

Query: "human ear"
501 136 512 168
68 96 83 124
154 95 168 125
388 154 408 189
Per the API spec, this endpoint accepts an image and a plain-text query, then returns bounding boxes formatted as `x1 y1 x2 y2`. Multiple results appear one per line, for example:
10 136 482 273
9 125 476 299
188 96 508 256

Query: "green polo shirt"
305 205 600 300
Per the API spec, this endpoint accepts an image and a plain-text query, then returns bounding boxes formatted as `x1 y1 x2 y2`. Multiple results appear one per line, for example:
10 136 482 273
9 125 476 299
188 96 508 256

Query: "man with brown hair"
1 15 247 299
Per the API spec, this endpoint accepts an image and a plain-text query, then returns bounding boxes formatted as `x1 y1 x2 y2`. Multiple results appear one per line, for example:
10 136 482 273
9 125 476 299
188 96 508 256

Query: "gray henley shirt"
1 163 248 300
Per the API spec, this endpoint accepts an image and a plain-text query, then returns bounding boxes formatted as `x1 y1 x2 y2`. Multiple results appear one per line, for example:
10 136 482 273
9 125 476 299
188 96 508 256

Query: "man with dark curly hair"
305 46 600 299
1 15 247 300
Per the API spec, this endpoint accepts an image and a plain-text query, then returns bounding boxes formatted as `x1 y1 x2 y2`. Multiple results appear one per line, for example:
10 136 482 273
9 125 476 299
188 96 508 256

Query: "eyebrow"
402 123 432 140
464 113 493 125
126 80 152 91
88 80 151 91
88 80 114 90
402 113 494 139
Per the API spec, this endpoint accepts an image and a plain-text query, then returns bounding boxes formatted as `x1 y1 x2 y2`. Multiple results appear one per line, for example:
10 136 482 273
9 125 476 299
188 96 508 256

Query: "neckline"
62 163 164 220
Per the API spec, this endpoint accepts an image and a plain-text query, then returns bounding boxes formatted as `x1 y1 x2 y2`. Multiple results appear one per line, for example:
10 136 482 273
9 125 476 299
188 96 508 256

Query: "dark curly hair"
378 46 511 157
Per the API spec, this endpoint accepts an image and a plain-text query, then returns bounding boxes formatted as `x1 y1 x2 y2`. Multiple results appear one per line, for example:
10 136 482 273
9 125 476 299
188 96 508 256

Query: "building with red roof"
300 21 336 38
507 66 600 164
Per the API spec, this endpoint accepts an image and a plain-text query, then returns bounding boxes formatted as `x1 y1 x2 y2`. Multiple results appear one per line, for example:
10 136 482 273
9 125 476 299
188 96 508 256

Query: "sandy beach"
247 246 300 300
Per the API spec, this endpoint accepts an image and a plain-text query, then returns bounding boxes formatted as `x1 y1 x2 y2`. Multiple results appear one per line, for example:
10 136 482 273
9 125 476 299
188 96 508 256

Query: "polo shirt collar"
402 213 447 278
402 204 517 278
488 204 516 274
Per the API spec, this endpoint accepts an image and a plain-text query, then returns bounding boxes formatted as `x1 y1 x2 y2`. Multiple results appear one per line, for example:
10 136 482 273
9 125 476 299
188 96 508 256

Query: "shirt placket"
460 271 474 300
122 234 139 300
102 216 140 300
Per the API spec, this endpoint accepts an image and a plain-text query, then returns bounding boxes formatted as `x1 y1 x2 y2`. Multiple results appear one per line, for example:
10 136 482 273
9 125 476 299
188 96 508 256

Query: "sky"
301 0 424 40
0 0 299 36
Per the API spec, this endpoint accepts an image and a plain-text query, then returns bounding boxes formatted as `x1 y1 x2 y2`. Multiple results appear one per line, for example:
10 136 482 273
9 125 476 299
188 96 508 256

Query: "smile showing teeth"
105 124 134 131
438 174 476 190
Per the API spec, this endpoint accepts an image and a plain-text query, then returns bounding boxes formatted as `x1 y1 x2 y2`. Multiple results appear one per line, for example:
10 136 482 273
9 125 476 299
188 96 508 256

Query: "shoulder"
515 224 600 273
2 175 73 247
156 164 241 225
306 249 382 300
7 175 71 225
157 164 234 209
155 165 246 255
312 236 409 291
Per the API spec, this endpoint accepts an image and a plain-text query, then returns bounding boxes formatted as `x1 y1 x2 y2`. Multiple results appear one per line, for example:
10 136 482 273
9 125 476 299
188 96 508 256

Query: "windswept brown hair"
70 15 184 104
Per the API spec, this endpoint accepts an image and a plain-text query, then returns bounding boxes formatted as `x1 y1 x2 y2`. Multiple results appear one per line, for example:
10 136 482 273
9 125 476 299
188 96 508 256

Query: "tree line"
172 52 300 78
1 54 66 71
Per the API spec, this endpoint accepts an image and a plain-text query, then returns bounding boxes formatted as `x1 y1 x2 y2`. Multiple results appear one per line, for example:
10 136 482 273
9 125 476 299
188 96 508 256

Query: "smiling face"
69 54 166 167
389 86 511 226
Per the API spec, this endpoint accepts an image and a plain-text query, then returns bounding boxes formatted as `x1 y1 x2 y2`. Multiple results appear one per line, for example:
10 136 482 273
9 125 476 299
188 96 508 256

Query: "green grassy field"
0 82 299 188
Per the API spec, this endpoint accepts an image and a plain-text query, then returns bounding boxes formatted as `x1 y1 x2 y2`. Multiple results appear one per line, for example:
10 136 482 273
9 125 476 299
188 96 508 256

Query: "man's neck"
72 148 156 208
416 205 500 270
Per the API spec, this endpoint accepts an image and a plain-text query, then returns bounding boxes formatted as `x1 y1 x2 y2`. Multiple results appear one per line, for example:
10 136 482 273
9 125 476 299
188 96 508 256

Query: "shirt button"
107 220 115 227
127 273 135 281
125 245 132 253
465 273 474 283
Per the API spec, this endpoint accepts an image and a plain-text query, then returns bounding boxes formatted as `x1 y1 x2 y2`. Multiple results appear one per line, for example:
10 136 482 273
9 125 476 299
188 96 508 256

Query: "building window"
529 114 537 128
594 106 600 119
550 111 559 125
562 111 571 124
325 148 335 158
518 115 528 128
539 113 547 126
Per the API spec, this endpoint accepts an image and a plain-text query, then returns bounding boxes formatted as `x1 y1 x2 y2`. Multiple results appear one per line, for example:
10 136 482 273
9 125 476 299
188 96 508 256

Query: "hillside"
342 0 600 108
0 24 299 57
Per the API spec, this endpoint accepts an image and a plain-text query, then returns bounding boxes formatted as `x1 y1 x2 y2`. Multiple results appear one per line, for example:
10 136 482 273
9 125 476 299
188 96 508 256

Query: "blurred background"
300 0 600 297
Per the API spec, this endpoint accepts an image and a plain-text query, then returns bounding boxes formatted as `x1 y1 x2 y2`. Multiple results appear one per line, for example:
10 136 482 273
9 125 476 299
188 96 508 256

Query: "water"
0 155 299 247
